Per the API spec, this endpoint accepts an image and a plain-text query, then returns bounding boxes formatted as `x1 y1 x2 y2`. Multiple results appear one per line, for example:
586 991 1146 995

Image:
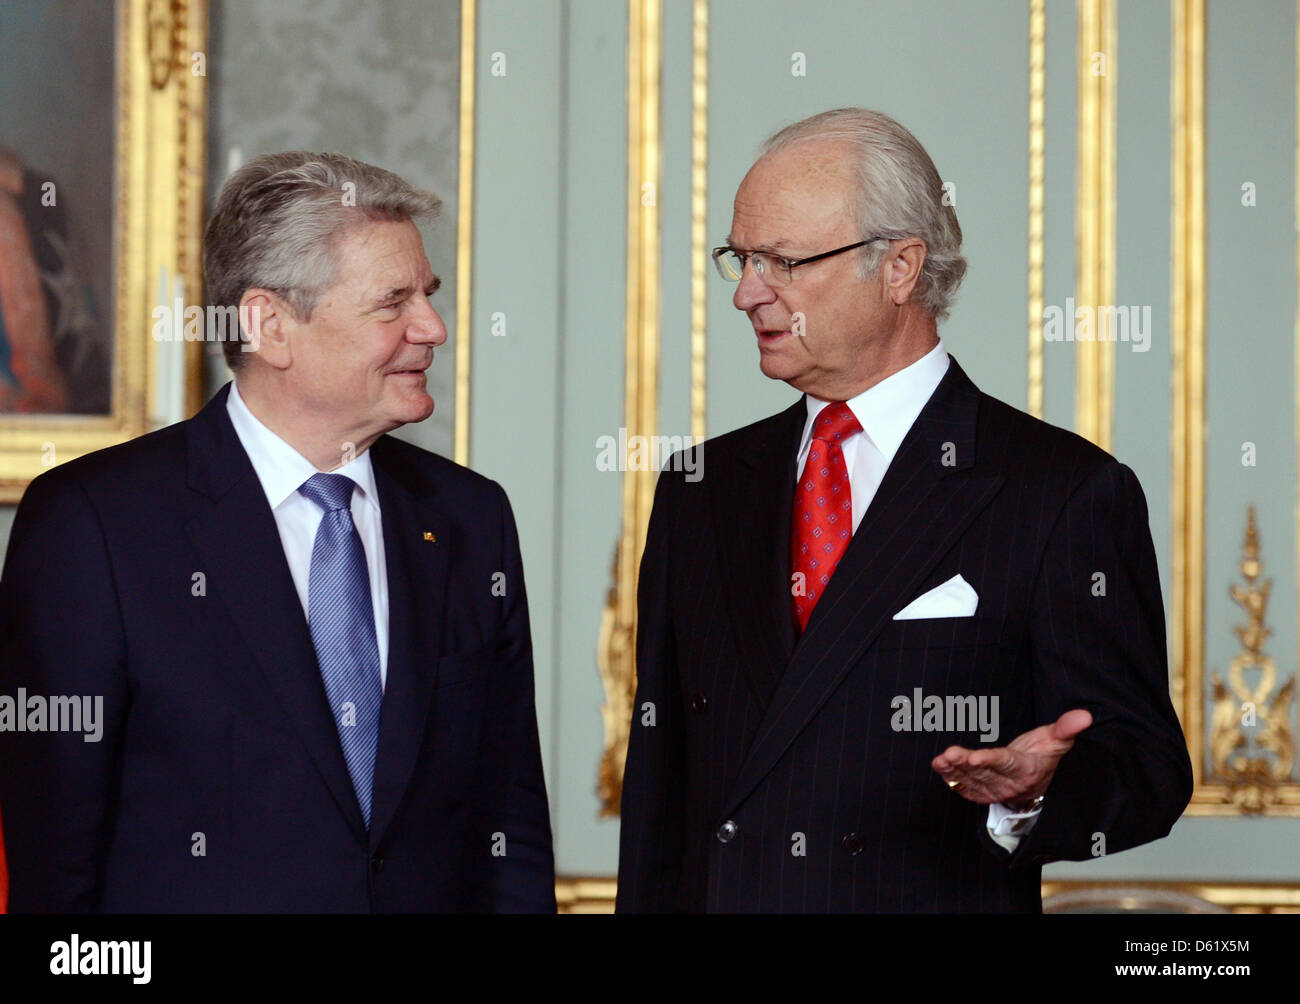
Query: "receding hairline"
726 141 863 254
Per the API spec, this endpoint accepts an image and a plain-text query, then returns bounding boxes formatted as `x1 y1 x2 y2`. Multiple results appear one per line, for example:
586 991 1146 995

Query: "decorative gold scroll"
1206 507 1298 813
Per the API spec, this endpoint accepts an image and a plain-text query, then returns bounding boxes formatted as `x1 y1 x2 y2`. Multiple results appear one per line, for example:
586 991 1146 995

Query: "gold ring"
946 778 964 792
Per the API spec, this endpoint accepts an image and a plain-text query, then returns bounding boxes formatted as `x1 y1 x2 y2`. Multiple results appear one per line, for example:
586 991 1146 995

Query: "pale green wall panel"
473 0 632 875
1202 0 1298 799
1050 0 1300 881
1045 815 1300 882
472 0 567 814
1113 0 1172 642
659 0 699 439
550 0 630 875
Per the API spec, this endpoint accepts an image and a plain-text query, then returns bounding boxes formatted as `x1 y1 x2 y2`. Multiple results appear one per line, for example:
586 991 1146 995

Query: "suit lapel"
366 436 450 846
183 385 367 839
708 400 805 709
720 356 1005 818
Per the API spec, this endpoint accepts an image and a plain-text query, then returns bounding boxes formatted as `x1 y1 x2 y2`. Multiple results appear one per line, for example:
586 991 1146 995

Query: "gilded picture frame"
0 0 206 502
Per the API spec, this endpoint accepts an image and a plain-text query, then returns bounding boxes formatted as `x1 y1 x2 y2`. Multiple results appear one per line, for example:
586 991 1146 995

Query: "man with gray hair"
618 108 1190 912
0 151 556 912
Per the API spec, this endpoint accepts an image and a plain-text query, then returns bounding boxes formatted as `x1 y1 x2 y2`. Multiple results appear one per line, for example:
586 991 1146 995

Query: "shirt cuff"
985 801 1044 853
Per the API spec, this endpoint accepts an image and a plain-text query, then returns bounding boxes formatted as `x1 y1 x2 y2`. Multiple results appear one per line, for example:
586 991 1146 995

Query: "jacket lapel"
365 436 450 847
183 384 367 840
720 356 1005 818
708 400 805 709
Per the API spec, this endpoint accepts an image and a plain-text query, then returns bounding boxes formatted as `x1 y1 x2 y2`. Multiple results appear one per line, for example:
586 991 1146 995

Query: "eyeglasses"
711 237 890 287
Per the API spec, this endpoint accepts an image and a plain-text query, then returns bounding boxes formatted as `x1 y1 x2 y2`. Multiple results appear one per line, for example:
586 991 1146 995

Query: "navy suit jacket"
617 355 1192 912
0 383 555 912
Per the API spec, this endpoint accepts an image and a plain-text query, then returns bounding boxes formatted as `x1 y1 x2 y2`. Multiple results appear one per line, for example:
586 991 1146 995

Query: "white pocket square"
892 574 979 620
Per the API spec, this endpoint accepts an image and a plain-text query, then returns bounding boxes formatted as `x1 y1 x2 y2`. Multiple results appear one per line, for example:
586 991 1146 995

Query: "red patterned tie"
791 401 862 632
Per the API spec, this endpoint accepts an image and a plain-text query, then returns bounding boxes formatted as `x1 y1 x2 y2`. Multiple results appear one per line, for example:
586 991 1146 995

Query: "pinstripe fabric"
616 355 1192 913
299 473 383 829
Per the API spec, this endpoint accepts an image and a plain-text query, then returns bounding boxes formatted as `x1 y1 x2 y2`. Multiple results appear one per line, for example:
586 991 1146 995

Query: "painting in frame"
0 0 206 502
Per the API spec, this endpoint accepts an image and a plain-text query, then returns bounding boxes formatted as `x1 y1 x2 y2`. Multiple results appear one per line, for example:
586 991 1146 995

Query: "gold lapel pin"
423 531 437 543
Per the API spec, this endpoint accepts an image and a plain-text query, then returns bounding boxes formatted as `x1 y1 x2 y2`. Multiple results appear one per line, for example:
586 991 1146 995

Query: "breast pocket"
872 614 1005 652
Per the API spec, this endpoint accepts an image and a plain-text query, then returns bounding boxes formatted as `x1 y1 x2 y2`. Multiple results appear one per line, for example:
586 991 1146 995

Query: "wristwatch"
1007 794 1045 814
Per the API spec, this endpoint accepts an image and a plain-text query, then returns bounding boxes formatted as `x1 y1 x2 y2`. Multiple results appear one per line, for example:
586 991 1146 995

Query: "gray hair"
760 108 966 321
203 151 442 370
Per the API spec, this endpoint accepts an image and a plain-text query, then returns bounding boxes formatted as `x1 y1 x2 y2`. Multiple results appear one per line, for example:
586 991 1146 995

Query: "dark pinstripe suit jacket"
616 355 1192 913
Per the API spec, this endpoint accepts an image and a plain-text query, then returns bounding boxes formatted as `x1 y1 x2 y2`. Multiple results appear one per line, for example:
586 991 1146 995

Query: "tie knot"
298 472 356 512
813 401 861 444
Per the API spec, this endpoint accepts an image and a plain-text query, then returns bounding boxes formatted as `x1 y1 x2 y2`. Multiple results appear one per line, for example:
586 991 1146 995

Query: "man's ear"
239 289 293 370
886 238 928 306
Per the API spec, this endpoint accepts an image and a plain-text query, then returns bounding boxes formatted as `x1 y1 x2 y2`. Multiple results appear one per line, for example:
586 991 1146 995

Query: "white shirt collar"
799 338 950 463
226 380 379 513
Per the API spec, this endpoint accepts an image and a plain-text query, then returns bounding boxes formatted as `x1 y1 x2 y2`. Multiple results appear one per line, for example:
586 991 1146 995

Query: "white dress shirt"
794 338 1039 852
796 338 950 532
226 381 389 689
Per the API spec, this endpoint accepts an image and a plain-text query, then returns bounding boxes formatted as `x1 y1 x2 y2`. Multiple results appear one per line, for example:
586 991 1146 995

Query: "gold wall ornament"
0 0 207 501
597 0 662 817
1207 507 1297 813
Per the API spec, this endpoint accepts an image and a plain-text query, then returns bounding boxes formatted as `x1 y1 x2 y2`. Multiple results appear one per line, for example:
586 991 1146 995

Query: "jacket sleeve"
482 483 556 912
993 460 1193 869
0 470 129 912
615 467 687 912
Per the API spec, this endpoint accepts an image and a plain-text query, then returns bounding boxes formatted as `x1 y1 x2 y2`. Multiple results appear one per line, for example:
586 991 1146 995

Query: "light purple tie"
298 473 383 828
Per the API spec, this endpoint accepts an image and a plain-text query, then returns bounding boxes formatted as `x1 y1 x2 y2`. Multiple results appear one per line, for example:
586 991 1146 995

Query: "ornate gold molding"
139 0 206 423
555 877 620 913
154 0 207 416
1042 880 1300 914
1204 507 1300 812
597 0 662 817
1172 0 1213 808
554 877 1300 914
1027 0 1045 419
690 0 708 441
1073 0 1116 450
455 0 476 467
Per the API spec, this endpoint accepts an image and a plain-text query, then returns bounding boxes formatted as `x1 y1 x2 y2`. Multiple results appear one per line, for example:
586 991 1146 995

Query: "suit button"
841 833 864 856
716 820 738 843
371 854 386 873
690 693 708 714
